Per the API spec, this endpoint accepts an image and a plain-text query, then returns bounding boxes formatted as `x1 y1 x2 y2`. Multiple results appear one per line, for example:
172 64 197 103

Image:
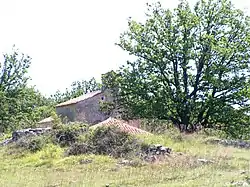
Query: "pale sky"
0 0 249 96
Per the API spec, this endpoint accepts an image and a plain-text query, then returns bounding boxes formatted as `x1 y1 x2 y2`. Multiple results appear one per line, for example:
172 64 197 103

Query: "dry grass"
0 133 249 187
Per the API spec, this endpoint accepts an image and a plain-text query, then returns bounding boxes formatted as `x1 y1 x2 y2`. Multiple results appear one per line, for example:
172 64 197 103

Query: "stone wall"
207 138 250 149
75 92 112 124
56 104 77 122
0 127 52 146
56 90 113 125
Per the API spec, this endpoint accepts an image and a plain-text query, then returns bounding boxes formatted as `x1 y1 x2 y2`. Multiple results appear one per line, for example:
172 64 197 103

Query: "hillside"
0 131 249 187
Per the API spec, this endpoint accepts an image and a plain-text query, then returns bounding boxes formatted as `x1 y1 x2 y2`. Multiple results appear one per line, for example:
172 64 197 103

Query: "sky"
0 0 250 97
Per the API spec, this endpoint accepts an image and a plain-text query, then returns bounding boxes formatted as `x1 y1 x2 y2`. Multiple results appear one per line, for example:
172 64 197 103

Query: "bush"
67 143 95 156
140 119 173 134
66 126 147 158
51 123 88 147
15 135 48 153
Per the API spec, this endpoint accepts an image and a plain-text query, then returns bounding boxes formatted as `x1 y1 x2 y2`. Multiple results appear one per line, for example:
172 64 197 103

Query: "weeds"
0 132 249 187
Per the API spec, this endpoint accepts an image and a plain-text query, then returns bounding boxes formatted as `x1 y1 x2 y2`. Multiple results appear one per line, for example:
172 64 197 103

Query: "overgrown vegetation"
14 135 49 153
0 1 249 143
8 123 149 159
0 0 250 185
1 1 250 139
67 126 148 158
0 132 249 187
102 0 250 139
51 123 88 147
0 46 55 132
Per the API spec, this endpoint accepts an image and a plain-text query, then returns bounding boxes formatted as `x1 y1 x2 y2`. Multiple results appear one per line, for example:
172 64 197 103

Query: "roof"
56 90 102 107
90 117 152 135
38 116 54 124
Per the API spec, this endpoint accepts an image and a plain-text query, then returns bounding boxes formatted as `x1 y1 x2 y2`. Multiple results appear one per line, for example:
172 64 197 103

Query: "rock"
240 170 248 175
197 158 215 164
231 181 250 186
12 127 52 141
141 144 172 162
79 159 92 164
242 182 250 187
118 159 130 165
117 159 144 167
208 138 250 149
159 147 167 151
166 147 172 154
1 127 52 146
0 138 13 146
154 144 163 149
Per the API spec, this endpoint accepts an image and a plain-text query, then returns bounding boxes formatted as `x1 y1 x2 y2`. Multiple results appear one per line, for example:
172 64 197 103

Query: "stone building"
37 89 142 128
55 90 113 125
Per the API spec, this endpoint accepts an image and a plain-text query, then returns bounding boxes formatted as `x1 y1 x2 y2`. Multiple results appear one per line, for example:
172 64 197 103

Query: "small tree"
0 46 55 131
0 46 31 131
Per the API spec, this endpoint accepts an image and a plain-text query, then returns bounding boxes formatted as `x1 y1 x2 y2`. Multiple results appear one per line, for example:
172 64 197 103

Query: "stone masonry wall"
56 90 113 125
75 92 112 124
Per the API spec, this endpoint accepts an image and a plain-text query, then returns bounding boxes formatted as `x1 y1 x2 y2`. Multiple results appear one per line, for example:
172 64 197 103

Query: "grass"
0 133 249 187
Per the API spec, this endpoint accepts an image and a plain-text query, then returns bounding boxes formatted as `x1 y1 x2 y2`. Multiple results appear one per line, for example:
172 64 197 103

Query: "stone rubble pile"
0 127 52 146
146 144 172 155
116 144 172 165
209 138 250 149
139 144 172 162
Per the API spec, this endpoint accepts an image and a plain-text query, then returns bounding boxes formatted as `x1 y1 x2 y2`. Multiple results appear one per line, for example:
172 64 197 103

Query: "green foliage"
50 77 101 104
221 109 250 140
66 143 94 156
86 126 140 157
50 111 62 128
111 0 250 136
14 135 49 153
0 46 55 132
51 123 88 147
140 119 174 134
0 133 250 186
101 71 128 118
67 126 146 158
99 101 115 115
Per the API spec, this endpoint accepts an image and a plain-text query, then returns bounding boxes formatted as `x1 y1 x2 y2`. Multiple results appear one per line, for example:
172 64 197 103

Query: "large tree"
113 0 250 134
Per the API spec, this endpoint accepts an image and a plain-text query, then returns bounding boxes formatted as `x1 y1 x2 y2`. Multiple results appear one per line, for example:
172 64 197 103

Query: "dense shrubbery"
67 126 149 158
14 135 49 153
8 123 149 158
51 123 88 147
67 143 94 156
140 119 173 134
10 123 88 153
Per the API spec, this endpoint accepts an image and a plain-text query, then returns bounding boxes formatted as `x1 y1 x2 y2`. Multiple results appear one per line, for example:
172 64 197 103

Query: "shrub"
51 123 88 147
89 127 140 157
140 119 173 134
15 135 48 153
67 143 95 156
66 126 148 158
